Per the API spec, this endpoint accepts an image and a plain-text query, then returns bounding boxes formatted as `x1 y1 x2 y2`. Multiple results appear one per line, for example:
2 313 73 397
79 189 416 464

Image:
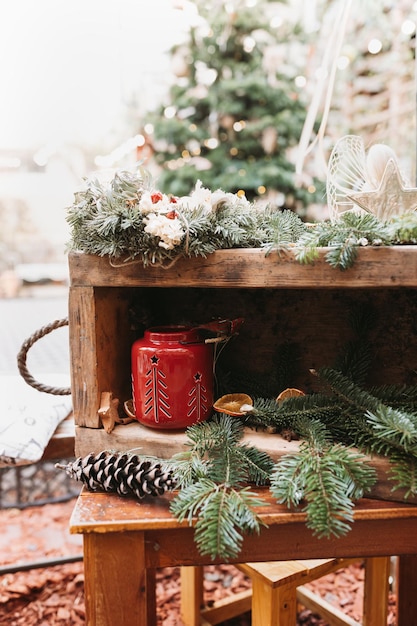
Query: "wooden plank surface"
70 488 417 535
74 421 417 504
41 414 75 460
68 247 417 289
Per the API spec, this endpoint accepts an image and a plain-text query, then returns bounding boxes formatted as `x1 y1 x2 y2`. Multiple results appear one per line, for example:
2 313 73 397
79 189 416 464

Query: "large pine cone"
57 451 176 499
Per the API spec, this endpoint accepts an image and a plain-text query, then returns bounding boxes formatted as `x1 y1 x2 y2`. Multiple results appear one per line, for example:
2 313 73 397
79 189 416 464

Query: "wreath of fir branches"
66 168 417 270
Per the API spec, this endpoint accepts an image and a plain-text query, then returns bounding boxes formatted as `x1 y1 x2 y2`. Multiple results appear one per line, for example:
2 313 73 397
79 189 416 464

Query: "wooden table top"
70 488 417 568
70 487 417 534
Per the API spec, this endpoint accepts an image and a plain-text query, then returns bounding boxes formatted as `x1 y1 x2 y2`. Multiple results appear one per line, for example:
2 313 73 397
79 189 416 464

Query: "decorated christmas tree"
141 0 321 214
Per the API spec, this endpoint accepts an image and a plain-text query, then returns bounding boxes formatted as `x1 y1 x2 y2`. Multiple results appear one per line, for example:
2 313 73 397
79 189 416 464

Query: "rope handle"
17 317 72 396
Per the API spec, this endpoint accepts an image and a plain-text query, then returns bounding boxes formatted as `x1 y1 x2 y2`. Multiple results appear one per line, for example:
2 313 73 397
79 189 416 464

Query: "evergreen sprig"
169 414 273 560
270 420 377 538
262 209 307 254
295 212 392 269
242 393 343 432
67 168 417 269
388 453 417 499
314 367 417 496
389 211 417 243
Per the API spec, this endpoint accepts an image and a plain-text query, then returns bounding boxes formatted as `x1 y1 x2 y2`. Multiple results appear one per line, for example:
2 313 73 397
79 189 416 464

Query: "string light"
164 106 177 119
402 19 416 36
337 55 350 70
243 36 256 52
204 138 219 149
367 38 382 54
295 75 307 88
233 121 245 132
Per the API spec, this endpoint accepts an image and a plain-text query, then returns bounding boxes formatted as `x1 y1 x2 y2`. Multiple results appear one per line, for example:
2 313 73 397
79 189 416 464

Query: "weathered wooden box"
68 247 417 502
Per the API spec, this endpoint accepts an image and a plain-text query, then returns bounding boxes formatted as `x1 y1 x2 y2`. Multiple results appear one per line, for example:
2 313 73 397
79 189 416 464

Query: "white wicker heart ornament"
326 135 417 222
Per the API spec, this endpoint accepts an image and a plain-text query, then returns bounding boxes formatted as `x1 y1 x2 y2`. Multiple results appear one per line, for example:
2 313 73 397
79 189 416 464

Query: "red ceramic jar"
131 326 214 429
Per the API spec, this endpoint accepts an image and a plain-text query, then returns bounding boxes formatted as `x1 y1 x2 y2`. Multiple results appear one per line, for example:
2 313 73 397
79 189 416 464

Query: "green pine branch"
389 211 417 244
388 453 417 499
67 167 417 269
242 393 343 433
171 482 266 560
169 414 274 560
315 367 417 496
332 305 374 385
270 420 377 538
295 212 392 269
262 209 307 253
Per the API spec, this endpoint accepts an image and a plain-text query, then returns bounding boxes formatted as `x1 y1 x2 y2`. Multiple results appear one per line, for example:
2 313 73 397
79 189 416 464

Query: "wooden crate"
68 247 417 502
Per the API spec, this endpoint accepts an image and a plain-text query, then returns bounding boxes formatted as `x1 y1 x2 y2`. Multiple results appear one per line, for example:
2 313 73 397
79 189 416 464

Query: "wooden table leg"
181 566 205 626
362 557 390 626
396 554 417 626
83 530 155 626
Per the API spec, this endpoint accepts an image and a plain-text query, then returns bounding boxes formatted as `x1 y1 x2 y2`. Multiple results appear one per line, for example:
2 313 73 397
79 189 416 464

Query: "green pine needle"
270 421 376 538
193 486 266 560
169 414 274 560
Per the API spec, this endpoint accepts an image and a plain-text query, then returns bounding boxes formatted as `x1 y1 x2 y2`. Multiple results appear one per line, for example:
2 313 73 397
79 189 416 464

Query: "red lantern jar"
131 326 214 429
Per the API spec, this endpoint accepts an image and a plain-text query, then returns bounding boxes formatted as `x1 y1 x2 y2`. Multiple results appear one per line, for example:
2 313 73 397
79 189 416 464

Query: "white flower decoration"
139 190 174 214
144 212 185 250
180 180 250 212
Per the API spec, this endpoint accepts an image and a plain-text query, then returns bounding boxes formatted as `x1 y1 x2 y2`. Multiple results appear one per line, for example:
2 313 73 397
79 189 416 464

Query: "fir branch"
388 452 417 498
333 304 374 385
295 212 392 269
317 367 417 446
212 202 261 248
181 414 273 486
185 413 244 458
192 486 266 560
169 414 274 560
270 420 376 538
262 209 307 253
365 406 417 455
389 211 417 244
234 444 274 484
315 367 417 491
242 393 343 434
168 453 209 489
325 240 358 270
171 477 220 524
315 367 381 414
67 167 417 270
371 384 417 411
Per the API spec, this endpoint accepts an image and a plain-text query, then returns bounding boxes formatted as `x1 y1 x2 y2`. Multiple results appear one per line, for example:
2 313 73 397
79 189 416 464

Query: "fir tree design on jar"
131 326 214 429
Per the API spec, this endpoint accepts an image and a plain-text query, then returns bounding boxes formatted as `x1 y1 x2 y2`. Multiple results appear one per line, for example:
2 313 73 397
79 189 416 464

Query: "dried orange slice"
213 393 253 416
124 399 136 419
276 387 305 403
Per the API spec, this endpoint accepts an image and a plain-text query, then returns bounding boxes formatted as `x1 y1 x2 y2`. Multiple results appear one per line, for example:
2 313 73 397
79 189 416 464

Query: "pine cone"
56 451 176 499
